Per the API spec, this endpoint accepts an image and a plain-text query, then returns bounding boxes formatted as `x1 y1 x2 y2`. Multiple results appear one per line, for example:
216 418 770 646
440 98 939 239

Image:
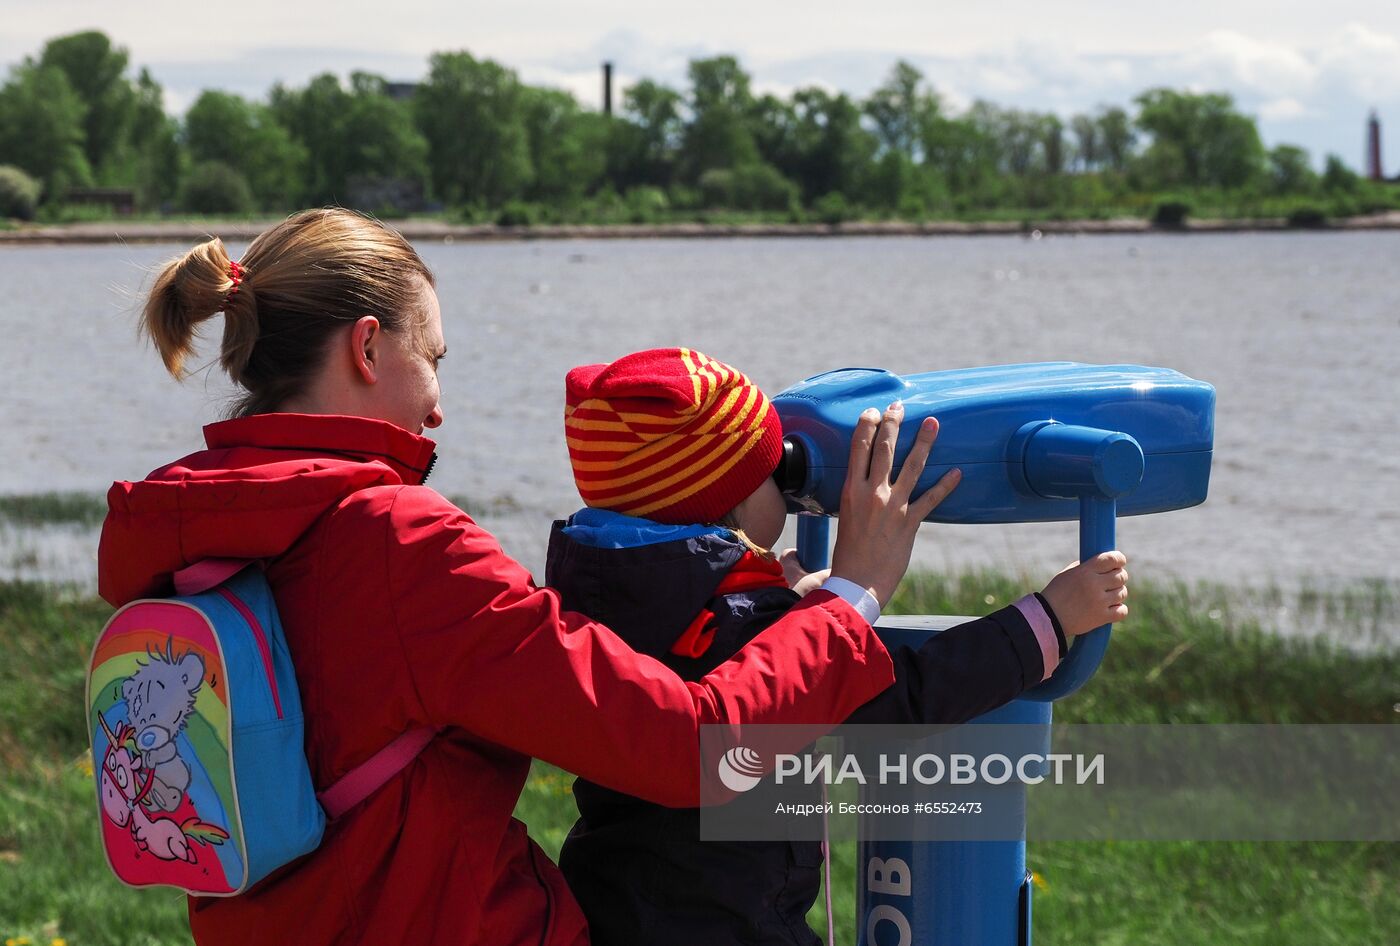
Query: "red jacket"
97 413 895 946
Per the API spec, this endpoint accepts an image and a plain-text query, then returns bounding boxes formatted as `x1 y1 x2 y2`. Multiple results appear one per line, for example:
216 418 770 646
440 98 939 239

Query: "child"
548 348 1129 946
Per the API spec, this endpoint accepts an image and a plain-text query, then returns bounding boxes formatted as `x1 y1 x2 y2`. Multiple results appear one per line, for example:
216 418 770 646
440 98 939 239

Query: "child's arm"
845 552 1129 725
376 487 896 808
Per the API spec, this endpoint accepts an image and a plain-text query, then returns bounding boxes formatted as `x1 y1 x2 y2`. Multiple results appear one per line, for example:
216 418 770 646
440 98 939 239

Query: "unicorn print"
96 713 228 862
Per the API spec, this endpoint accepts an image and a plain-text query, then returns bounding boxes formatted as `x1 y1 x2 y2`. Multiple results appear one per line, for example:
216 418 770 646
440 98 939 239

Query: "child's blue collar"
561 507 733 550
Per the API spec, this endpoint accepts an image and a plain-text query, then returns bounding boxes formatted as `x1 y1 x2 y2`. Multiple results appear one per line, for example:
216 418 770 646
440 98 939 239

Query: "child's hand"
778 548 831 598
830 403 962 607
1039 551 1129 638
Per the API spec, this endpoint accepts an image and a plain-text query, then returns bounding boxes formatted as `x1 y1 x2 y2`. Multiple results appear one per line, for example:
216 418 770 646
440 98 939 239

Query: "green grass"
0 494 108 529
0 582 192 946
1 575 1395 945
889 570 1398 724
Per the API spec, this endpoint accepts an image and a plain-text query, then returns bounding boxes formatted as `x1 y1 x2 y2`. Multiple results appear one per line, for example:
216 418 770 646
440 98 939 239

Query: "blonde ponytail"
218 271 259 385
141 238 242 379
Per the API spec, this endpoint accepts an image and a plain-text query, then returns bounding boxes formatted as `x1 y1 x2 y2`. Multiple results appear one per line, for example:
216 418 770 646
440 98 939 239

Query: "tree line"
0 31 1394 224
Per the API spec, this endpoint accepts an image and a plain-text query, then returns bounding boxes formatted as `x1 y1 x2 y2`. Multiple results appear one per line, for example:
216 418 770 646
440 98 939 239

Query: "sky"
4 1 1400 172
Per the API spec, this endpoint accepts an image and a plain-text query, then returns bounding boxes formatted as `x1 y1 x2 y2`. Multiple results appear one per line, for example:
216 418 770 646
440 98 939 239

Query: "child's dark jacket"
545 510 1063 946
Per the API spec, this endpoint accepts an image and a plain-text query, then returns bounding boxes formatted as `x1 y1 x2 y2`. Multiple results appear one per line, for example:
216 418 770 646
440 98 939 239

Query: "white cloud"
1318 22 1400 101
517 66 603 107
1185 30 1319 95
1259 97 1311 120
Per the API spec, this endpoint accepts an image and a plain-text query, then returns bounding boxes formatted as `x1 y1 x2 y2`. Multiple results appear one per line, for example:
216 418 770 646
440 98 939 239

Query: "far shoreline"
4 212 1400 245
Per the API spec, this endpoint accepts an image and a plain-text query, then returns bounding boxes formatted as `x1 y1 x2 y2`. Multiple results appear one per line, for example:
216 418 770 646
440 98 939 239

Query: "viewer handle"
1023 496 1116 702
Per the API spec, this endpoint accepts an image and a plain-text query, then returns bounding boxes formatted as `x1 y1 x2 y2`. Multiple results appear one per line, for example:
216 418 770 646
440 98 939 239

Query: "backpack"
86 558 434 897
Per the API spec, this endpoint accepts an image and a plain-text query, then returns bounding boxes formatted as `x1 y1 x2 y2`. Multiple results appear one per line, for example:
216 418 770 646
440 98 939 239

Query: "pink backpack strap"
175 558 435 820
318 727 439 820
174 558 257 595
176 558 436 819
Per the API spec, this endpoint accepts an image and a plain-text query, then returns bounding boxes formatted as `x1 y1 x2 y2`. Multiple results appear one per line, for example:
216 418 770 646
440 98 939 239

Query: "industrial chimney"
603 62 614 116
1367 110 1383 181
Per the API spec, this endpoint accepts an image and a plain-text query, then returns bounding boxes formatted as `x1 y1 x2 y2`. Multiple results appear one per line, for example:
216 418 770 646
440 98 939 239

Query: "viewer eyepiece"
771 437 808 495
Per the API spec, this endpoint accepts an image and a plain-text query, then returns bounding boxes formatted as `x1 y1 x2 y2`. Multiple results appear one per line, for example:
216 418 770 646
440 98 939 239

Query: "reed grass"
0 494 107 529
2 575 1395 945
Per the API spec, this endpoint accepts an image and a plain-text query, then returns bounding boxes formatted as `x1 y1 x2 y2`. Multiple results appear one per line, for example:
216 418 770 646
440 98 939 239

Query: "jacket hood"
545 508 747 656
98 413 437 606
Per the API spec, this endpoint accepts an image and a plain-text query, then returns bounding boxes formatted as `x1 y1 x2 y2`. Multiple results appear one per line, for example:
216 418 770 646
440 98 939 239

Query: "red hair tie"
227 260 244 297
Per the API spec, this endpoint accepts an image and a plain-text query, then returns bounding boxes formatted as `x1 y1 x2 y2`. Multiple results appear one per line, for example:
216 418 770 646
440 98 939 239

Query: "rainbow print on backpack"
86 561 325 896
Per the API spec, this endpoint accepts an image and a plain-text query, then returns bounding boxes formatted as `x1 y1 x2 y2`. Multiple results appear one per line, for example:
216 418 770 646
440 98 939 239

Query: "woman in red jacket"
99 209 958 945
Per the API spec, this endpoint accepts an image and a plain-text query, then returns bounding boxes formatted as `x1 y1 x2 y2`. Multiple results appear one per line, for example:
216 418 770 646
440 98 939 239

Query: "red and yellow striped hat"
564 347 784 524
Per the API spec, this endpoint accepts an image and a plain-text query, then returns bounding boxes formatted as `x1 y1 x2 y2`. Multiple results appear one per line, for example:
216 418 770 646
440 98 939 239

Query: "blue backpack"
87 558 433 896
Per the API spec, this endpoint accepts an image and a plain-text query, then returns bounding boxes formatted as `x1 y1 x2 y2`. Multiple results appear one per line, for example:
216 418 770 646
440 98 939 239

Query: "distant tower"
1367 110 1383 181
602 62 614 116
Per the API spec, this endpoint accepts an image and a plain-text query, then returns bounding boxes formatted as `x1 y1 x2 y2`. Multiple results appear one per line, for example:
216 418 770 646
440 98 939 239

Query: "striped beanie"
564 347 784 524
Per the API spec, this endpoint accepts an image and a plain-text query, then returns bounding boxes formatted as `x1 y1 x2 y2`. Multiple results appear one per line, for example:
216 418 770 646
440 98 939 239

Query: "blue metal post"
796 515 832 572
857 697 1050 946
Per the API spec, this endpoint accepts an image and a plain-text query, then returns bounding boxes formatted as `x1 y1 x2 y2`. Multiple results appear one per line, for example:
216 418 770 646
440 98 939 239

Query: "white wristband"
820 576 882 626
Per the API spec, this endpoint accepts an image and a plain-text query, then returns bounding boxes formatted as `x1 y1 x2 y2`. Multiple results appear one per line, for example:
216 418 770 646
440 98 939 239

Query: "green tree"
1041 114 1066 176
611 79 683 189
1322 154 1360 193
748 92 798 177
271 72 428 207
341 73 430 205
921 113 1000 203
698 164 797 211
864 61 939 160
1071 113 1099 171
414 52 532 206
0 164 42 219
0 63 92 199
38 31 137 178
269 73 351 203
627 79 684 148
184 91 306 209
521 86 607 203
1133 89 1265 188
681 56 759 179
965 102 1055 180
1268 144 1317 194
128 68 182 207
869 152 950 215
1097 106 1135 173
779 88 877 203
179 160 254 214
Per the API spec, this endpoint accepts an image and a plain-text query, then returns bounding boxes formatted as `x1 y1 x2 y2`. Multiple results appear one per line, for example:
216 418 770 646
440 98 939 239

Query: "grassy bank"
0 495 107 530
6 208 1400 247
1 575 1395 945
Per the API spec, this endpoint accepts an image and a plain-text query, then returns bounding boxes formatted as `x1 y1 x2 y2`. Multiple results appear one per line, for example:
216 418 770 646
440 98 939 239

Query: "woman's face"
372 279 446 435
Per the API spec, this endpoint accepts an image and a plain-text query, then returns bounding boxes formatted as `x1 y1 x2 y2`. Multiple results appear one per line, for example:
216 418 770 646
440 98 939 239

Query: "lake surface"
2 232 1398 616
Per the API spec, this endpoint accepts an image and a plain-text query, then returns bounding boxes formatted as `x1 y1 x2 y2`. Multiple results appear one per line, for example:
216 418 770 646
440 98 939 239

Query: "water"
2 233 1398 612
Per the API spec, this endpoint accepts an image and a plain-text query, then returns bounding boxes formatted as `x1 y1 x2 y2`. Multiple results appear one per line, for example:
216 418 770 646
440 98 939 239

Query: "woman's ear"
350 315 382 384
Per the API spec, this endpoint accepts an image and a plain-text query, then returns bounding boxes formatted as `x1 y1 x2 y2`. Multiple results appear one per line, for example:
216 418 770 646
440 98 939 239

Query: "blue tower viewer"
773 362 1215 946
